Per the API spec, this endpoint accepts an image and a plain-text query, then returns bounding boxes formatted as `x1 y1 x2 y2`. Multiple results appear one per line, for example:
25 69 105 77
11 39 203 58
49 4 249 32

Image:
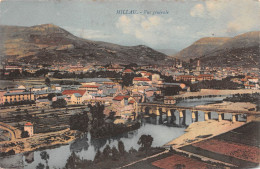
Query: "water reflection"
14 120 185 169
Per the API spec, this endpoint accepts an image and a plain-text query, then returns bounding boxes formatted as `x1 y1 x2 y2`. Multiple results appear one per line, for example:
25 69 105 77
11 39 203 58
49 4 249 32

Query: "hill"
175 31 259 67
0 24 171 65
174 37 230 61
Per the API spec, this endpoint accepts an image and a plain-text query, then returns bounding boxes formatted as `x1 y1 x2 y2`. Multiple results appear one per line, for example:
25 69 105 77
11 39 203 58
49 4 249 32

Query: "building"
24 122 34 137
79 85 99 93
71 93 83 104
196 74 214 81
176 75 196 82
164 96 176 104
3 91 34 104
35 99 51 107
123 69 134 74
62 90 86 104
133 77 151 84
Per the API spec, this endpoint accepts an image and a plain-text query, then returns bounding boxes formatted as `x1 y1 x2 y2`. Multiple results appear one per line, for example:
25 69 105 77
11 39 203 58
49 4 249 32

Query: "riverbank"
165 120 245 148
174 89 260 98
196 101 257 111
0 129 79 156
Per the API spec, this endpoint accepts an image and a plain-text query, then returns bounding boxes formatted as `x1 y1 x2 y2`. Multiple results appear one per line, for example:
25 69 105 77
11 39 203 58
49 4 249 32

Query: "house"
24 122 34 137
145 87 161 97
52 95 68 102
31 85 49 92
133 77 151 85
78 78 113 86
176 75 196 82
62 90 87 103
152 74 160 81
113 95 130 106
164 96 176 104
71 93 83 104
196 74 214 81
123 69 134 74
3 91 35 104
79 85 99 93
36 99 51 107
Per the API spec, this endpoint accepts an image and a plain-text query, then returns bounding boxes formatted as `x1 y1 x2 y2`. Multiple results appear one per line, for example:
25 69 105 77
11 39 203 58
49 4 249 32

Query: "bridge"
138 103 260 124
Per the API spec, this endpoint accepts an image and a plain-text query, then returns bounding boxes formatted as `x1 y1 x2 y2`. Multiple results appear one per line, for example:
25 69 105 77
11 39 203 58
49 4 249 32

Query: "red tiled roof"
25 122 33 126
197 74 213 77
128 100 135 104
80 85 99 88
177 75 195 78
62 90 86 96
244 84 255 87
124 69 133 73
133 77 150 81
113 95 130 101
145 72 152 76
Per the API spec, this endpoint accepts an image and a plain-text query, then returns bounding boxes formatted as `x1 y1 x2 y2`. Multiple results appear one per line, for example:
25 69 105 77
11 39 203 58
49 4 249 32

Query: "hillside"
175 31 259 67
200 31 259 67
0 24 171 65
175 37 230 61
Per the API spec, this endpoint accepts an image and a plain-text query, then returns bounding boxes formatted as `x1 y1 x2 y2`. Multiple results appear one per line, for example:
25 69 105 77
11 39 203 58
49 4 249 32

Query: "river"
0 96 245 169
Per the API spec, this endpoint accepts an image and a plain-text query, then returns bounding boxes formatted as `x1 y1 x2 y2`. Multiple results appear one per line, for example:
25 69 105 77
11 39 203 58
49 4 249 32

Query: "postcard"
0 0 259 168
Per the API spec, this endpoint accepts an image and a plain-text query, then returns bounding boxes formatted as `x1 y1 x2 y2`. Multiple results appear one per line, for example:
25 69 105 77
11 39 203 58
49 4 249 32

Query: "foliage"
94 149 102 163
36 163 45 169
65 151 81 169
69 112 89 132
138 134 154 153
111 146 119 160
45 77 51 86
47 93 57 101
190 79 242 91
103 145 112 158
1 100 35 107
118 140 125 155
52 99 67 108
21 130 29 138
121 73 142 87
90 122 140 139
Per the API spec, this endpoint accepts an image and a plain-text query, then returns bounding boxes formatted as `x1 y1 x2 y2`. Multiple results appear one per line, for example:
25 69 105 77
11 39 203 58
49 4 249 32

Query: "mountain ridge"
174 31 259 67
0 24 171 65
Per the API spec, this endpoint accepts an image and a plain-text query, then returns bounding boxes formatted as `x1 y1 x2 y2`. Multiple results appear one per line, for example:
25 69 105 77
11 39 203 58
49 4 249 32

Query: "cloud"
64 27 111 40
225 0 260 35
116 15 187 47
190 0 259 35
190 4 205 17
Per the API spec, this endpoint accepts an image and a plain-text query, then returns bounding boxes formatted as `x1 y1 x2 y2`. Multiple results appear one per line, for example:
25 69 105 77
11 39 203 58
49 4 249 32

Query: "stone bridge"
138 103 260 124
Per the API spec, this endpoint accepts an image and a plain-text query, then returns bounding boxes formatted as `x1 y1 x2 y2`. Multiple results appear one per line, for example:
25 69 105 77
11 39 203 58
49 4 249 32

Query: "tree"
108 111 116 120
137 134 154 153
111 146 119 161
132 112 136 121
69 112 89 132
94 149 102 163
103 145 112 158
118 141 125 155
47 93 56 101
40 151 50 168
36 163 45 169
45 77 51 86
52 99 67 108
21 130 29 138
65 151 81 169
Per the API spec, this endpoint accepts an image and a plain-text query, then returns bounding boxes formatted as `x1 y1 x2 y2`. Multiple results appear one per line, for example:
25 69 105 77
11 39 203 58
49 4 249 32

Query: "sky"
0 0 259 51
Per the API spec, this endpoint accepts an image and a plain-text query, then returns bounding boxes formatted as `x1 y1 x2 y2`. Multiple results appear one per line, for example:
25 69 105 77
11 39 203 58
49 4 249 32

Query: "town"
0 58 259 168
